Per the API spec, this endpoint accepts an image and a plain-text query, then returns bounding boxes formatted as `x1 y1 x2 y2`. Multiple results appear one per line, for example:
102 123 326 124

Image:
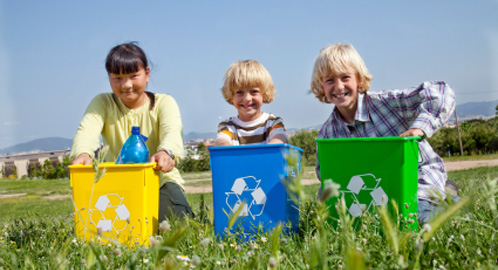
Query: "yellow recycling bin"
69 162 159 246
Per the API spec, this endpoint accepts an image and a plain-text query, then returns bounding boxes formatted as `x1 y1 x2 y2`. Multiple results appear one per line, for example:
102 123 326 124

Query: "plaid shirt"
316 81 455 202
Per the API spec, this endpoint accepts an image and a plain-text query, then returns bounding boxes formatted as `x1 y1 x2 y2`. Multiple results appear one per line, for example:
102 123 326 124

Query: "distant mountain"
1 100 496 155
0 137 73 155
184 131 217 141
453 100 497 118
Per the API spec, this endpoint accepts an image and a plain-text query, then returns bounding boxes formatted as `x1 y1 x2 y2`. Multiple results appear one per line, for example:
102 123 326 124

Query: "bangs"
105 43 148 74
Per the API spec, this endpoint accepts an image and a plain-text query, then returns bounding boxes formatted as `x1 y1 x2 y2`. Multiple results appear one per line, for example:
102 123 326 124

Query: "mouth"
333 90 350 99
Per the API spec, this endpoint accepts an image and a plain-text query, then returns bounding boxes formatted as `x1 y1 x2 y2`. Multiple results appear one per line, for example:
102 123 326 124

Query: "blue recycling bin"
209 144 302 237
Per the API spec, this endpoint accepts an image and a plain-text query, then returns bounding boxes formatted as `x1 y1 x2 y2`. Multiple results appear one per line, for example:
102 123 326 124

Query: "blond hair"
310 43 373 103
221 60 276 104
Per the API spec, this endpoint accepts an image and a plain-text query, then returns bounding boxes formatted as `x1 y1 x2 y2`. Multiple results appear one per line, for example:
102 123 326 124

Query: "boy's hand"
214 138 233 146
150 150 175 173
400 128 425 138
268 134 288 144
71 153 92 165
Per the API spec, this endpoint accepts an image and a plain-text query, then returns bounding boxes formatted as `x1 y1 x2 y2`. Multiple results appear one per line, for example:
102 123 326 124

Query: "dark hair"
105 42 148 74
106 42 155 110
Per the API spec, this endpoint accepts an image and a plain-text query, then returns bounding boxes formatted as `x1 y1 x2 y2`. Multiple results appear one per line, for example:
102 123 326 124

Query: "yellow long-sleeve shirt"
70 92 185 188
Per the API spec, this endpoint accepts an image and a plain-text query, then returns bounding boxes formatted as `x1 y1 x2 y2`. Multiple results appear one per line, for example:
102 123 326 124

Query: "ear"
145 67 150 83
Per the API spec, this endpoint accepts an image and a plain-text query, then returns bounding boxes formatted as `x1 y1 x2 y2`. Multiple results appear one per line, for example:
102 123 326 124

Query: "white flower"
159 220 171 232
261 237 267 243
199 238 210 248
423 224 432 233
177 255 190 262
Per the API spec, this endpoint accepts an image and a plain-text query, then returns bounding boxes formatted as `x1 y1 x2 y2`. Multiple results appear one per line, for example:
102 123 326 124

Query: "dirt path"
1 159 498 198
183 159 498 194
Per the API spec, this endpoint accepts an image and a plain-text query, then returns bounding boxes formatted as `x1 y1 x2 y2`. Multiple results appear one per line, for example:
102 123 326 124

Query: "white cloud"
3 121 21 126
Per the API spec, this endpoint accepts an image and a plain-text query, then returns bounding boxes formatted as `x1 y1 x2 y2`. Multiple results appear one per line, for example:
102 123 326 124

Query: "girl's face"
109 67 150 109
232 86 263 122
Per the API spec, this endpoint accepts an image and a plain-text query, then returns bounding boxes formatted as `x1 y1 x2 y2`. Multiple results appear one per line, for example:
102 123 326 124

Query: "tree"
289 129 319 166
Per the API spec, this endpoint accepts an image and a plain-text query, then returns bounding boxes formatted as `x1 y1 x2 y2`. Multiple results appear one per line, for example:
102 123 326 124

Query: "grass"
1 164 498 268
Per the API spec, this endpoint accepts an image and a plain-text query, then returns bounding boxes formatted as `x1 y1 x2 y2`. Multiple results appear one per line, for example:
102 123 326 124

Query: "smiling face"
109 67 150 109
321 67 360 122
232 86 263 122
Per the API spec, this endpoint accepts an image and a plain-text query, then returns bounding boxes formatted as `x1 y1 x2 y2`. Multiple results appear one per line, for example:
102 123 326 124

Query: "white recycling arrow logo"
340 174 388 217
225 176 267 220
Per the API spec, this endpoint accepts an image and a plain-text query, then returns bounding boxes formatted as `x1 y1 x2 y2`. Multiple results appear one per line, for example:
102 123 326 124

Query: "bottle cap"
131 126 140 135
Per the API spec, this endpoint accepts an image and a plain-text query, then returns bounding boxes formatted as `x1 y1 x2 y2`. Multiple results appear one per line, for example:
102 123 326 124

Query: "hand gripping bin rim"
69 162 160 246
208 143 303 238
316 136 420 231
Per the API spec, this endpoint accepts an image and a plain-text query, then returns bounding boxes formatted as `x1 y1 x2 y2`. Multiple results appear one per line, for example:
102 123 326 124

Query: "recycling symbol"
225 176 267 220
340 174 387 217
89 194 130 233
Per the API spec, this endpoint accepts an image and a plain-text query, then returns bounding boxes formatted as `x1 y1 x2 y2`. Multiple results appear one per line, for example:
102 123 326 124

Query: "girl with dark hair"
70 42 194 221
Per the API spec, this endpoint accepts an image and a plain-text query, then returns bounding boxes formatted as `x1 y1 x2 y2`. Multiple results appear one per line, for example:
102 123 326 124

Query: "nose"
334 80 344 91
122 78 133 89
242 91 251 101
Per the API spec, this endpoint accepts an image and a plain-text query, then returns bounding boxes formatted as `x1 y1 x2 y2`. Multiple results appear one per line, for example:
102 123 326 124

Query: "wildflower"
477 248 482 255
230 243 236 248
72 238 78 245
320 180 341 201
404 203 409 209
231 259 238 265
113 248 121 256
177 255 190 262
217 243 224 250
216 261 221 266
101 255 108 263
247 251 255 257
159 220 171 232
191 255 201 266
261 237 267 243
149 236 159 247
4 232 7 238
200 238 210 248
235 246 241 252
460 235 465 241
250 242 259 249
408 219 414 224
142 258 149 263
362 238 367 244
268 257 277 268
423 224 432 233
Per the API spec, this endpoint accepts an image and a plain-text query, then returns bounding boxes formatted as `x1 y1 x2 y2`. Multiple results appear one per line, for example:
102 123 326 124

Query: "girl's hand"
72 153 92 165
150 150 175 173
400 128 425 138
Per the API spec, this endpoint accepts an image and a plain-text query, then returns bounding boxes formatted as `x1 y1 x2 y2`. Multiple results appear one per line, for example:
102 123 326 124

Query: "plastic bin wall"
209 144 302 237
317 137 419 230
69 162 159 246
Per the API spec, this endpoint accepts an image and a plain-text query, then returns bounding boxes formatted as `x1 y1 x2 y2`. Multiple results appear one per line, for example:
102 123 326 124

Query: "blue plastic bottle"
116 126 150 164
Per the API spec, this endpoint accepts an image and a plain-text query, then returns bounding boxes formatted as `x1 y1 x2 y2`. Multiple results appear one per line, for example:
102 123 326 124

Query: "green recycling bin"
317 137 419 230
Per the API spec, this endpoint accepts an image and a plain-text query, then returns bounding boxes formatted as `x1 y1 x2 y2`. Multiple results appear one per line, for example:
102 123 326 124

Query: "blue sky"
1 1 497 149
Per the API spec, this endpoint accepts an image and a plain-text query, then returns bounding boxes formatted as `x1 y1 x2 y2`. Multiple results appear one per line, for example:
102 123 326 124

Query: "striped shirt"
217 113 287 145
316 81 455 202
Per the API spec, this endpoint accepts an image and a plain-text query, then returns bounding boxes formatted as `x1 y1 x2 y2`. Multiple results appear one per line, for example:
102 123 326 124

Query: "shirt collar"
332 93 370 124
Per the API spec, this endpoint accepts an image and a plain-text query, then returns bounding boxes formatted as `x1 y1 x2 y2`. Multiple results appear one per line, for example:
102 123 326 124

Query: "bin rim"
208 143 303 153
316 136 421 143
68 162 157 169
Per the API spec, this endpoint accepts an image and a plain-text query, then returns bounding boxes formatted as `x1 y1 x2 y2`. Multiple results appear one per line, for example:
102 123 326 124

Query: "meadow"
0 162 497 269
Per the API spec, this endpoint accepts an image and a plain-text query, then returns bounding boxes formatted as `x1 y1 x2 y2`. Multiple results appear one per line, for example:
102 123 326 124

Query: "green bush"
177 151 210 173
